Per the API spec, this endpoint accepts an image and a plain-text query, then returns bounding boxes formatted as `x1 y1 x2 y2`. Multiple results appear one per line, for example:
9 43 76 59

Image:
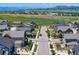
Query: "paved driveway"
37 26 49 55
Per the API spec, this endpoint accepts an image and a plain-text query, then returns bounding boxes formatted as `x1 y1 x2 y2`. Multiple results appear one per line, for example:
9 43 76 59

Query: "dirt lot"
1 14 79 19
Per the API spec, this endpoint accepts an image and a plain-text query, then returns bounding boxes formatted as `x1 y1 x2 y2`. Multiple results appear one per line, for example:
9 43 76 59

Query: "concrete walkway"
31 29 39 55
37 26 50 55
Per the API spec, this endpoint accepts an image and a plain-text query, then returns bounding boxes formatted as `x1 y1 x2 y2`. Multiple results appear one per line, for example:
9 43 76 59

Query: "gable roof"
0 36 13 50
0 25 8 30
11 21 23 27
63 34 79 39
0 20 7 25
57 26 73 32
2 31 25 38
24 21 36 28
64 28 73 33
16 27 32 32
55 22 69 26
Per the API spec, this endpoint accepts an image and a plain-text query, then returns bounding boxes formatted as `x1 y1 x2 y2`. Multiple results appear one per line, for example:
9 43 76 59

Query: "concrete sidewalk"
30 29 39 55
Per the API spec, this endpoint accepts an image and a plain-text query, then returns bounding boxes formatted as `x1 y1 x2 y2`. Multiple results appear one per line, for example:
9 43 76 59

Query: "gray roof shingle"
57 26 72 32
0 49 3 55
63 34 79 39
0 37 13 50
0 25 8 30
0 20 8 25
16 27 32 32
72 45 79 55
3 31 25 38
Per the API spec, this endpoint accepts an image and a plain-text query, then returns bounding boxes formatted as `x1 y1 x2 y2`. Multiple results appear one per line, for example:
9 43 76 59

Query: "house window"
66 39 77 43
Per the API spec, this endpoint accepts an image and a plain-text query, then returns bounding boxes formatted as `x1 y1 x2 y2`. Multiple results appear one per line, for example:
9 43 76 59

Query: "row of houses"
51 22 79 55
0 19 37 55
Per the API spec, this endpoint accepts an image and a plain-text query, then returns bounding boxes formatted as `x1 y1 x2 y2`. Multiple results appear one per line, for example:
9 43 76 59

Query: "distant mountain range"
0 7 27 11
52 6 79 10
1 6 79 11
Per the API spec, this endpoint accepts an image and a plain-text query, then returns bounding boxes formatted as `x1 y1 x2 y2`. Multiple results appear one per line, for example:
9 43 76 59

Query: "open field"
0 14 54 25
0 14 79 25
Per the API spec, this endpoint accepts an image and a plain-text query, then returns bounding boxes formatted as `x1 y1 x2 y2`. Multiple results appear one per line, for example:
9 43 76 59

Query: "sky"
0 3 79 8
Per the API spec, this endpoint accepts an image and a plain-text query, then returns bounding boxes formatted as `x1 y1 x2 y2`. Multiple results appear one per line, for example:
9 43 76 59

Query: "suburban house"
56 26 74 34
0 20 9 34
63 34 79 47
0 30 30 55
1 30 29 54
73 22 79 28
50 22 69 29
10 21 35 38
0 20 37 55
2 30 28 46
24 21 37 29
0 20 8 25
52 22 75 33
10 27 33 38
11 21 24 27
0 25 9 34
16 27 33 32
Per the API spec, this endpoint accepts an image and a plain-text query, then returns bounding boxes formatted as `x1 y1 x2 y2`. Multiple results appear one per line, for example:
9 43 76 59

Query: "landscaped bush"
32 28 39 38
46 29 58 38
46 29 50 38
32 52 35 55
28 40 33 50
50 44 56 55
33 44 37 52
55 43 61 50
51 50 56 55
58 33 63 38
50 44 53 49
51 30 57 38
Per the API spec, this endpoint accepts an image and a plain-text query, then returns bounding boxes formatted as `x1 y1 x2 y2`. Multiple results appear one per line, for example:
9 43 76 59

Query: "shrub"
28 40 33 50
46 29 50 38
50 44 53 49
51 50 56 55
34 44 37 52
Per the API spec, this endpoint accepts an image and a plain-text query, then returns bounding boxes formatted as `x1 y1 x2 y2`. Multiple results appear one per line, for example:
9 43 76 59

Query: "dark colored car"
39 33 42 36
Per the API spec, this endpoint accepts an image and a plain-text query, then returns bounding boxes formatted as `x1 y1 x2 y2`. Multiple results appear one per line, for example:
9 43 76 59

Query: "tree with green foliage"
28 40 33 50
58 32 63 38
46 29 50 38
50 44 53 49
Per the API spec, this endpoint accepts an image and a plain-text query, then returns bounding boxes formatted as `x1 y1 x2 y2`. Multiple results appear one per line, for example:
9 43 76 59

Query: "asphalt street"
37 26 49 55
